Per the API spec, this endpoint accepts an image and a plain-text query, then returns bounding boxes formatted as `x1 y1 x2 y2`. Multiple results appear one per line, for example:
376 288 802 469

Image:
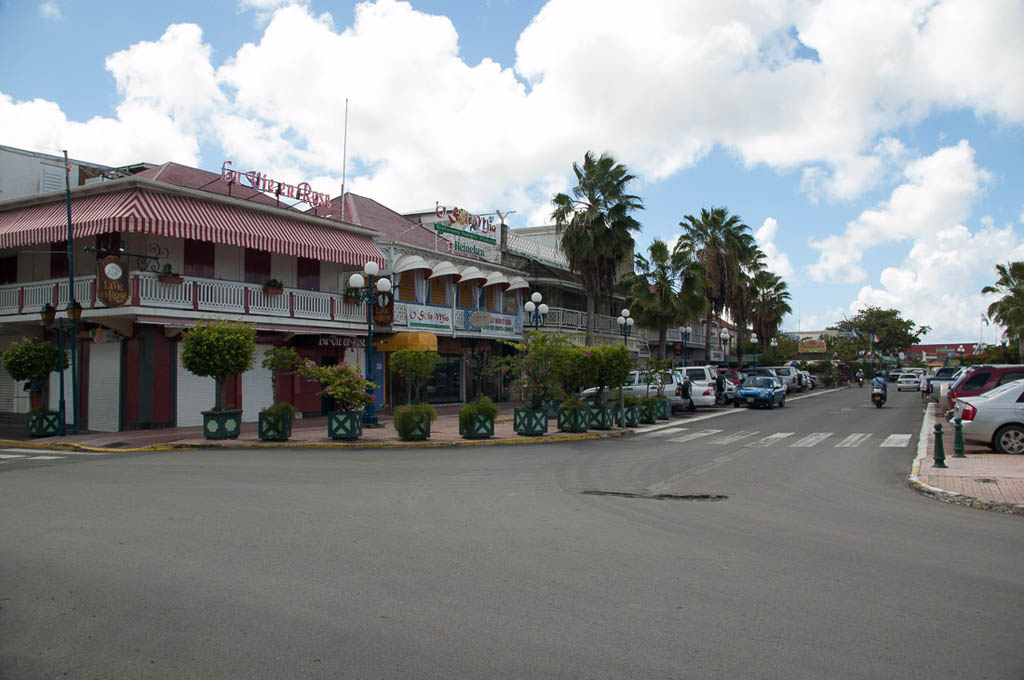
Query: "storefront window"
425 354 463 404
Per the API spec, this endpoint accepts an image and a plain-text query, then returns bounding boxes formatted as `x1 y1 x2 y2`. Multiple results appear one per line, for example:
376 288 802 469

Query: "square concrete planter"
328 410 363 441
514 408 548 436
622 404 640 427
557 407 589 433
258 412 292 442
202 409 242 440
655 399 672 420
588 405 614 430
460 414 494 440
27 411 61 438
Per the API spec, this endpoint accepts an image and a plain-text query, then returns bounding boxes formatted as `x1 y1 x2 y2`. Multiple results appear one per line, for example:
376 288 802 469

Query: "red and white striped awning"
0 188 384 267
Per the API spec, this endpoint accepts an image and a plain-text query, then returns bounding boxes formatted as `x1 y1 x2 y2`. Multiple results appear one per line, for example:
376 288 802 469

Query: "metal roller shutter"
88 341 121 432
241 344 275 422
176 344 215 427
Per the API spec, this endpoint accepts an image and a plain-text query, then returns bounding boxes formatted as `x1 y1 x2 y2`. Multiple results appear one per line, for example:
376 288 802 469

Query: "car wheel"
766 399 774 410
779 396 786 408
993 425 1024 454
733 401 740 408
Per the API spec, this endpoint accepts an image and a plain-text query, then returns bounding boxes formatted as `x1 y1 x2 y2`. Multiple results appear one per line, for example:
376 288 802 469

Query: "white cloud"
39 1 61 19
754 217 794 278
808 140 990 283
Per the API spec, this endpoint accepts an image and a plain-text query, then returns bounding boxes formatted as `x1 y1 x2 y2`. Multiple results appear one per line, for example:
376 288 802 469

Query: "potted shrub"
263 278 285 294
390 349 440 439
158 262 183 284
642 359 673 420
622 392 642 427
2 337 65 437
180 319 256 440
493 331 571 436
557 395 589 433
640 395 659 424
587 345 631 429
296 360 376 441
394 402 438 441
258 345 301 441
459 395 498 440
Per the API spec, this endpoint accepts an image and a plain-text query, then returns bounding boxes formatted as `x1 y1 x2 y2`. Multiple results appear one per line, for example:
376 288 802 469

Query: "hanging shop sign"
423 203 503 263
481 313 521 337
220 160 331 208
404 303 454 332
96 255 129 308
799 338 827 353
373 292 395 327
469 311 493 328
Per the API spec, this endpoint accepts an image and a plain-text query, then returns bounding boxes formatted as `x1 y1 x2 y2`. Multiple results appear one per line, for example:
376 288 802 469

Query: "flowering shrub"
494 331 574 408
296 360 376 412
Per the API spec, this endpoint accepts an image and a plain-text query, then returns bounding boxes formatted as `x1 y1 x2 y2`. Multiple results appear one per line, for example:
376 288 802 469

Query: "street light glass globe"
531 292 542 304
348 273 365 289
771 338 777 347
538 303 549 315
376 277 392 293
621 309 630 318
524 301 536 313
626 317 634 327
364 261 379 277
617 316 626 326
751 333 758 342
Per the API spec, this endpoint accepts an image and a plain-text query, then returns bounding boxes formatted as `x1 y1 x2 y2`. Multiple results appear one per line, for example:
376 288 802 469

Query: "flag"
981 313 989 326
870 333 879 343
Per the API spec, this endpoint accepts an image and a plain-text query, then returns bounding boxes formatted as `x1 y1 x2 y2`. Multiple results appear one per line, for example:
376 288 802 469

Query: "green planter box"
27 411 61 438
588 404 614 430
542 399 561 420
399 413 431 441
557 407 589 433
460 414 494 440
258 412 292 442
640 403 656 424
328 410 363 441
655 399 672 420
202 409 242 440
514 408 548 436
622 404 640 427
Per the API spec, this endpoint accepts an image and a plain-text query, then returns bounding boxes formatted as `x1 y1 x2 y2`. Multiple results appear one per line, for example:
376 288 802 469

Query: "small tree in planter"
258 346 302 441
621 392 642 427
389 349 440 440
180 319 256 440
557 394 589 433
2 337 65 437
643 359 673 419
296 360 375 440
588 344 632 429
459 394 498 439
494 331 573 436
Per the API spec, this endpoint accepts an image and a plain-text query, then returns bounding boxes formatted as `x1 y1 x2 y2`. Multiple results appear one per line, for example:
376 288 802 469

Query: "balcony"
0 272 368 325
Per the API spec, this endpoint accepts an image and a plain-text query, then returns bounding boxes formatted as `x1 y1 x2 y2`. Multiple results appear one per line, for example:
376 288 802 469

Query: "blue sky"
2 0 1022 343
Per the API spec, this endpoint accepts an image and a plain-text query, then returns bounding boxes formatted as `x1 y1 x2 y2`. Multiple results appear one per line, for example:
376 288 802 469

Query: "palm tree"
552 152 643 345
674 207 756 355
982 261 1024 361
619 240 708 359
750 269 793 349
728 245 767 366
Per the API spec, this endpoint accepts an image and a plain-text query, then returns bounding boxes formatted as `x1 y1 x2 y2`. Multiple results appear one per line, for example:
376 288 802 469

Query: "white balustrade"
291 289 332 320
137 273 193 309
0 285 20 314
22 281 56 312
195 279 245 313
336 298 367 323
248 285 290 316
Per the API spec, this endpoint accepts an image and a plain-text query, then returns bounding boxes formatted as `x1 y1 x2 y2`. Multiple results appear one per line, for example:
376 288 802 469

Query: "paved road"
1 388 1021 679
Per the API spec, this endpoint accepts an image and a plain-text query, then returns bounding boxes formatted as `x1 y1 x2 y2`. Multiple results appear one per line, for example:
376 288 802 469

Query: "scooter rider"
870 372 887 397
855 368 864 386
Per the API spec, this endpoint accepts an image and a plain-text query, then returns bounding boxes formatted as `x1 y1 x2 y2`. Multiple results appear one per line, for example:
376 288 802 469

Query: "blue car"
734 376 786 409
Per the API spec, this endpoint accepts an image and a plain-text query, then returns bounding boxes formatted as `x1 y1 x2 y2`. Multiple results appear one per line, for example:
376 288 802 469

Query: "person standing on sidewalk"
919 371 929 403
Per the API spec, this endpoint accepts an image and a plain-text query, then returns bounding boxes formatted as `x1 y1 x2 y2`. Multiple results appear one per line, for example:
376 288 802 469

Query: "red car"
947 365 1024 401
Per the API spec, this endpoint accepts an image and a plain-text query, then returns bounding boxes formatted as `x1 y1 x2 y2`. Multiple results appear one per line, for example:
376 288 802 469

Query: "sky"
1 0 1022 344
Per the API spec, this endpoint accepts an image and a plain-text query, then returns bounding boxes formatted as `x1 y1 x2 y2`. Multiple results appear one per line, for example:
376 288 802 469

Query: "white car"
896 373 920 391
677 366 717 408
952 379 1024 453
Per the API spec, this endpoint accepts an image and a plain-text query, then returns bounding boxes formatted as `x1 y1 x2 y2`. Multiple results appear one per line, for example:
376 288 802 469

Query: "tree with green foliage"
552 151 643 345
2 337 65 409
619 239 707 360
981 261 1024 361
588 344 633 405
675 207 758 354
180 320 256 410
750 270 793 351
494 331 575 408
261 345 301 405
829 307 930 357
389 349 440 404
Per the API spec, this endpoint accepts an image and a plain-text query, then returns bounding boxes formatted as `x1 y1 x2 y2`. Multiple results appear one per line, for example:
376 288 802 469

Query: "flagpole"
339 98 348 223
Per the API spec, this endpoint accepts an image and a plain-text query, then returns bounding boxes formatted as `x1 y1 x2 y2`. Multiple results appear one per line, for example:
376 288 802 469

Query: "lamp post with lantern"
750 332 758 367
958 344 965 364
683 328 690 366
720 329 730 365
616 308 634 426
347 261 392 426
524 292 548 330
39 300 83 435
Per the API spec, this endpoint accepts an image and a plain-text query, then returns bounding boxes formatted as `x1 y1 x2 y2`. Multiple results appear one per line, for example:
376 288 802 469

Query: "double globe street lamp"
616 309 634 426
524 292 548 330
347 261 392 426
40 300 83 435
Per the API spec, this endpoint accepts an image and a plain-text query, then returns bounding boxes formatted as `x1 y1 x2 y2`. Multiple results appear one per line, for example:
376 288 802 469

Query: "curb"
0 428 634 454
906 404 1024 516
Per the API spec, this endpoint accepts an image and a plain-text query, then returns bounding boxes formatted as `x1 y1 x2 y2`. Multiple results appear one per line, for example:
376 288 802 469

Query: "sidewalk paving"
909 402 1024 515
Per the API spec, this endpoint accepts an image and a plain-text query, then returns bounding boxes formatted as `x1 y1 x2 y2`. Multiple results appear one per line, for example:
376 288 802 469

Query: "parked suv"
765 365 801 393
583 370 693 412
947 365 1024 403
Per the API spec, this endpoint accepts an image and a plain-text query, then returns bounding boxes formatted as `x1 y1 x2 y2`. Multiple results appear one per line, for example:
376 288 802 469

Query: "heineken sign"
423 203 503 263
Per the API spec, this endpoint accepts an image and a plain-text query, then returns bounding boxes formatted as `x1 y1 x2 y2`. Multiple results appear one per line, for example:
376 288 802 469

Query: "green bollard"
952 417 966 458
933 423 948 468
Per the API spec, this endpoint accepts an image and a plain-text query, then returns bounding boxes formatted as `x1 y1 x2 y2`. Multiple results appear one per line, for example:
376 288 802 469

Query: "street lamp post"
957 344 965 364
683 328 690 367
751 332 758 367
616 309 634 427
523 292 548 330
720 329 730 365
347 261 392 426
39 301 83 436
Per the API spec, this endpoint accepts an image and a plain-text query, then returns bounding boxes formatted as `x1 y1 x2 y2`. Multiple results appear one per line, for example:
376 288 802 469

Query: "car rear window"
960 372 991 391
774 367 791 375
997 371 1024 386
686 369 706 381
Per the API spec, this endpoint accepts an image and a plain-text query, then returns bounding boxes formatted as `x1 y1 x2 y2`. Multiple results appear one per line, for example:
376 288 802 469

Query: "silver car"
896 373 920 391
952 379 1024 453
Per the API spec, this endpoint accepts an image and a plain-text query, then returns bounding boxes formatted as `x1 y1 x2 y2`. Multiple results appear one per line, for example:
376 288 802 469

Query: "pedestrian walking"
919 371 929 403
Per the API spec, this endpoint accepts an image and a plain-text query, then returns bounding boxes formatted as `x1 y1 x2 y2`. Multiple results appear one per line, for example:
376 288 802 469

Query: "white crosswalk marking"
642 426 687 437
748 432 794 447
668 429 722 443
0 454 28 459
880 434 912 447
28 455 65 460
835 433 871 448
710 431 759 445
790 432 833 448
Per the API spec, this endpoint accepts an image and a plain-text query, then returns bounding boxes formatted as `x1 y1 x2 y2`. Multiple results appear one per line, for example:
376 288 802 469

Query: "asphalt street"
1 387 1021 679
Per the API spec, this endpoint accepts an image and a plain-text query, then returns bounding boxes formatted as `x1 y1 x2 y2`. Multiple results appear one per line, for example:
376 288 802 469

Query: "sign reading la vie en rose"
220 160 331 208
404 304 453 331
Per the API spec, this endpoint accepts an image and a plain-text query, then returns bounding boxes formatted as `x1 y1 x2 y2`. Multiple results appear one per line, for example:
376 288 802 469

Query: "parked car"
927 365 961 395
584 370 692 412
743 367 779 380
677 366 717 408
896 373 920 391
717 367 745 385
947 365 1024 403
887 371 902 383
734 376 786 409
799 370 816 390
952 379 1024 453
766 365 801 393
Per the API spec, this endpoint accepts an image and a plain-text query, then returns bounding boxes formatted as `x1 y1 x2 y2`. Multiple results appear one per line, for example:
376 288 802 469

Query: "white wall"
215 244 242 281
241 344 275 422
88 340 121 432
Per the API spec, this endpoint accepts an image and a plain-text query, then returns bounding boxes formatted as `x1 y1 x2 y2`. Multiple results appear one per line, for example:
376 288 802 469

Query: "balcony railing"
0 273 368 325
